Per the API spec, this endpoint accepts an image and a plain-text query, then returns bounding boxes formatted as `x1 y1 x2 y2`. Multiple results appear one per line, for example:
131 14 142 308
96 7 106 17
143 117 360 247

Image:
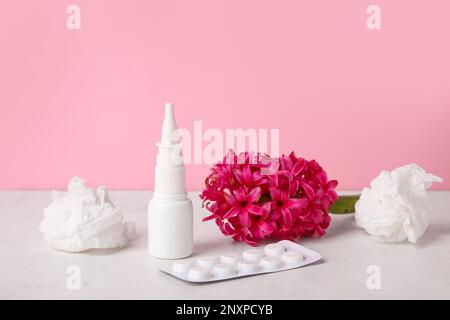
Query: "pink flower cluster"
200 151 338 245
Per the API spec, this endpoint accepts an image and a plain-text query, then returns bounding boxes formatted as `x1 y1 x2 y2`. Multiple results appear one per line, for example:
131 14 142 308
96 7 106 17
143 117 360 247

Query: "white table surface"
0 191 449 300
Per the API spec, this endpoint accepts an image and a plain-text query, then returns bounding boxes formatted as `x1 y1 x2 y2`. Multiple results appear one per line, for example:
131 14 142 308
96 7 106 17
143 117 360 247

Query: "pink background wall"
1 0 449 190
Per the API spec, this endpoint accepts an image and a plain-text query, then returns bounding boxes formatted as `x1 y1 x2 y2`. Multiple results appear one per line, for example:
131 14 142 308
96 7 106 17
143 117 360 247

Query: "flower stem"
330 195 360 214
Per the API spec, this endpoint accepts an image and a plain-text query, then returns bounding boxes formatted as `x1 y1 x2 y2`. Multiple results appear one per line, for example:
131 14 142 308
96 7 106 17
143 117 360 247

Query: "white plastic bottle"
148 103 193 259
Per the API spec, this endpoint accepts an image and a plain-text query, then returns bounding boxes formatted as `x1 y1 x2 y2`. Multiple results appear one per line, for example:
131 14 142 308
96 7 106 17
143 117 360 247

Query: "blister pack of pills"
159 240 321 283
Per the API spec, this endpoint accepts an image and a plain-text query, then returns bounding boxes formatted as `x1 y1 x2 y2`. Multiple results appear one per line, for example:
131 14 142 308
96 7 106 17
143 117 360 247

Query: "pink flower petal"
280 190 289 202
291 158 306 177
317 171 328 185
285 198 308 209
311 209 324 223
239 210 250 227
243 237 257 246
232 169 245 185
224 206 241 219
289 179 299 197
269 186 282 201
254 175 270 187
202 214 216 222
277 170 293 182
260 202 272 219
269 208 282 220
300 182 315 199
327 179 338 189
242 165 253 184
326 189 338 202
281 207 292 229
216 219 237 237
246 187 262 203
247 204 262 215
268 174 278 187
224 192 236 206
234 187 246 203
280 154 293 171
256 220 274 236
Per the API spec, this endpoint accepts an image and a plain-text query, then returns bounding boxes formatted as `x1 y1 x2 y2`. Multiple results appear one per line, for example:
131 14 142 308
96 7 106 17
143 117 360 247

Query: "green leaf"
330 195 360 214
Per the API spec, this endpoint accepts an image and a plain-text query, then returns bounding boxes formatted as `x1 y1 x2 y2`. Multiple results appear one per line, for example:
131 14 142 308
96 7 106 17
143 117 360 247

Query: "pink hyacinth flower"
223 186 262 227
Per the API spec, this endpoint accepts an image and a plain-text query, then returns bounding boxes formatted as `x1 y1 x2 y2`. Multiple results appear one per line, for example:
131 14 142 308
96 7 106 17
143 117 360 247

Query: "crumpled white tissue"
39 176 136 252
355 163 443 243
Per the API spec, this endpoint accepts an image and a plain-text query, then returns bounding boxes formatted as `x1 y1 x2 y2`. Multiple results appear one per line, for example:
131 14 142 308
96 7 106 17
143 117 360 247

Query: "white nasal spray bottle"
148 103 193 259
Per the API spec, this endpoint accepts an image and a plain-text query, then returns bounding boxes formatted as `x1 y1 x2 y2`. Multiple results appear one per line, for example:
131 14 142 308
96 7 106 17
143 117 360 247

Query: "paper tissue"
39 176 135 252
355 163 443 243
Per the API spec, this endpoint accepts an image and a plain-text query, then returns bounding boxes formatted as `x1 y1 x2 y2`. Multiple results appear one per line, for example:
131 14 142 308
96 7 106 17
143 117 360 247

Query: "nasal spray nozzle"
160 102 179 146
148 103 193 259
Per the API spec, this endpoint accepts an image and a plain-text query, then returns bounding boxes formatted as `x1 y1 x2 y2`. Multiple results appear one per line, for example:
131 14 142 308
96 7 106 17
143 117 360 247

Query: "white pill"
220 254 239 265
260 256 283 271
172 261 190 275
264 243 285 257
188 266 211 281
237 259 260 274
281 250 304 266
196 257 217 268
213 263 236 277
242 249 263 261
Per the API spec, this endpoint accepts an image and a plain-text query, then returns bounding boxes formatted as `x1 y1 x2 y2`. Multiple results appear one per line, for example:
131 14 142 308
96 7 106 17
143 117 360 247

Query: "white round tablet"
281 250 304 266
260 256 282 271
196 257 217 268
213 263 236 277
220 254 239 265
264 243 285 257
172 261 190 275
242 249 263 261
237 259 260 274
188 266 211 281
